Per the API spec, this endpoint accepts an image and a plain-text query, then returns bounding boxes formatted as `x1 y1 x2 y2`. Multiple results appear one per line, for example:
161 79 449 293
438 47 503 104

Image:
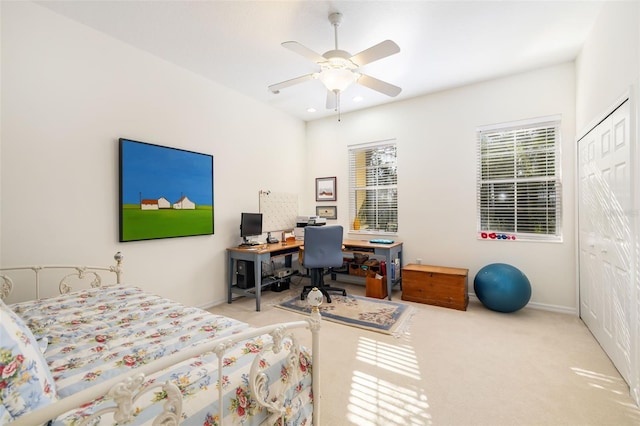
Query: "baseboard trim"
468 294 577 315
197 298 227 311
632 385 640 407
202 293 578 315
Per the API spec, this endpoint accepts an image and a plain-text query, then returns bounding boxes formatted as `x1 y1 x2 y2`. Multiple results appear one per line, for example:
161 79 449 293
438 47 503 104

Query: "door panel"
578 99 632 384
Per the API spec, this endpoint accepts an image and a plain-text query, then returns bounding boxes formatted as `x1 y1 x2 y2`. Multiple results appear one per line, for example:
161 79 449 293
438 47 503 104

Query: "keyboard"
369 239 394 244
240 240 260 246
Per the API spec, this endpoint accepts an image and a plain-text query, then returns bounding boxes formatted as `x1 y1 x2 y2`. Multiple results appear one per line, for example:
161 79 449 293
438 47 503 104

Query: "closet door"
578 100 632 384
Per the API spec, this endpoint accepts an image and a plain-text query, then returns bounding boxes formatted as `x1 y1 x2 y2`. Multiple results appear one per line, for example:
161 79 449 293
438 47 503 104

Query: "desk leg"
227 253 234 304
255 260 262 311
374 247 393 301
385 248 393 301
375 245 402 301
388 245 402 300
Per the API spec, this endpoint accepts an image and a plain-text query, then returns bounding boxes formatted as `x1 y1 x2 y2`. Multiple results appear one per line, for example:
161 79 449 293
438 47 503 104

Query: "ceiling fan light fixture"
318 68 358 93
322 51 355 67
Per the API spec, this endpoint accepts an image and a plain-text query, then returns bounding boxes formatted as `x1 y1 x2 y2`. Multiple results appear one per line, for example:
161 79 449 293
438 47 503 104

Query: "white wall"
0 2 306 307
575 1 640 134
306 63 577 311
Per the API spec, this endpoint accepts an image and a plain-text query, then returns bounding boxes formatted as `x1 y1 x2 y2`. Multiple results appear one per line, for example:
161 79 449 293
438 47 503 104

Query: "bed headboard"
0 252 123 302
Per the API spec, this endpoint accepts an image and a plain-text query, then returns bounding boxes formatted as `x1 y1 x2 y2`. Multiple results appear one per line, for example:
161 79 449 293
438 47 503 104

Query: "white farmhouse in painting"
173 195 195 210
140 199 159 210
157 197 171 209
140 195 195 210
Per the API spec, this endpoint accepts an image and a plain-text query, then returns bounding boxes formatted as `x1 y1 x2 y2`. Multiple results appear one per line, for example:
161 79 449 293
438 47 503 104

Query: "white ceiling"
38 0 604 122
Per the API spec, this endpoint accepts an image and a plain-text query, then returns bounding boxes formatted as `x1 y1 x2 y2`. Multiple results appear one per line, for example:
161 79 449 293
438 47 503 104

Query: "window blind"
477 119 562 241
348 140 398 234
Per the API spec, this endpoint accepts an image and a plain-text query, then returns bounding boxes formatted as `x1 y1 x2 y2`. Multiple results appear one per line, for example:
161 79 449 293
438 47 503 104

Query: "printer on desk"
294 215 326 240
309 216 326 225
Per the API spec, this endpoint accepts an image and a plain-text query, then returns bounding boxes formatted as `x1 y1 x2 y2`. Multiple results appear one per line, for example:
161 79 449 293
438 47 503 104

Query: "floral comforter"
10 286 312 425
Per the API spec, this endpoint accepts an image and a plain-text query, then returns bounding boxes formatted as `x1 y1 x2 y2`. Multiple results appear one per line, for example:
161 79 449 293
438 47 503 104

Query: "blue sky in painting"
121 140 213 206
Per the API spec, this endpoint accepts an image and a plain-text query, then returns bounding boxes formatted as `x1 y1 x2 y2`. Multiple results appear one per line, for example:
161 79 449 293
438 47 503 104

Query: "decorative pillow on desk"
0 298 57 419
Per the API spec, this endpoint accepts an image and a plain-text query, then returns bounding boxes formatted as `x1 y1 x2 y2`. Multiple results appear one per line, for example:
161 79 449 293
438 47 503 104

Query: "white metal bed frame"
0 252 124 301
0 252 321 426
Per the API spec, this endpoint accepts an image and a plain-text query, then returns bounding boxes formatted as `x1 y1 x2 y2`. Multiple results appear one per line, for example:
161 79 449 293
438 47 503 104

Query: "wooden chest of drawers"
401 264 469 311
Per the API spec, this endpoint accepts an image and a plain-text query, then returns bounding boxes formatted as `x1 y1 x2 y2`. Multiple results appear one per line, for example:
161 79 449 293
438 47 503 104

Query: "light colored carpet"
209 277 640 425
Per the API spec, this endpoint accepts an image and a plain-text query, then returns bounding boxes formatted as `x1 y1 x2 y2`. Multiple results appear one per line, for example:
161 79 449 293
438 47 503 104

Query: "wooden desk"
227 241 303 311
227 239 403 311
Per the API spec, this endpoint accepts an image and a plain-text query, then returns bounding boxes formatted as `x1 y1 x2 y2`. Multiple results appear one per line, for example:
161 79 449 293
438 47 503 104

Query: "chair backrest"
302 225 344 269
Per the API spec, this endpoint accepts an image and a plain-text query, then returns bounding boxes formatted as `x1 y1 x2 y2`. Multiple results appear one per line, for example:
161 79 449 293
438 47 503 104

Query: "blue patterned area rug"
277 294 413 336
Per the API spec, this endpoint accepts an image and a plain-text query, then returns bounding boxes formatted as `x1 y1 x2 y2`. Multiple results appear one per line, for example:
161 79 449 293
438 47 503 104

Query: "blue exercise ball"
474 263 531 313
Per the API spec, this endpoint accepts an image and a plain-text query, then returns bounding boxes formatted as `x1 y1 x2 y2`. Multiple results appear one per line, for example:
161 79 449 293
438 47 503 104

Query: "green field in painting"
121 205 214 241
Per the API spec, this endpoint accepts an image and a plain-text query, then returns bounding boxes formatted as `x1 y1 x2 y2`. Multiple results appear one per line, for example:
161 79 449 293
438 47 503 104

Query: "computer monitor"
240 212 262 245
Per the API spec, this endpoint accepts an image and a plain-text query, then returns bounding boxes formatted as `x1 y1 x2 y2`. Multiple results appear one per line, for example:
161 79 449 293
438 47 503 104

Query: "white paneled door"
578 99 632 385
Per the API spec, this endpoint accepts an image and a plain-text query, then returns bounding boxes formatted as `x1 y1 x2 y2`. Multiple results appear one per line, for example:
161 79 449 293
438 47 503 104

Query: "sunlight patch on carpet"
348 370 431 426
356 336 421 379
276 294 413 336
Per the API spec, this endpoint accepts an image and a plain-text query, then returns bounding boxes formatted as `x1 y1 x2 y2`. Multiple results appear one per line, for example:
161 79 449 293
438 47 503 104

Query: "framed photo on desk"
316 205 337 220
315 176 336 201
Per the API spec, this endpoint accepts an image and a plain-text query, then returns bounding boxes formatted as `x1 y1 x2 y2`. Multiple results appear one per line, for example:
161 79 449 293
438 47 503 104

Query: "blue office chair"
300 225 347 303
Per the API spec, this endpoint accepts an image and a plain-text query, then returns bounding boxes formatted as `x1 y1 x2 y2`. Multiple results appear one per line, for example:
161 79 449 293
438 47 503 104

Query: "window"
349 140 398 234
477 117 562 241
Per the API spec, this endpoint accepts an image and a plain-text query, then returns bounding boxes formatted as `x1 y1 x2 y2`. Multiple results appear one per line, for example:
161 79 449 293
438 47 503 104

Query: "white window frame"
348 140 398 235
476 116 562 242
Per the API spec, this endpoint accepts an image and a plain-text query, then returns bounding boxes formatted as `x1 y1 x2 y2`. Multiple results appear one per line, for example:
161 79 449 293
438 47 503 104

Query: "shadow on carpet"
276 294 413 337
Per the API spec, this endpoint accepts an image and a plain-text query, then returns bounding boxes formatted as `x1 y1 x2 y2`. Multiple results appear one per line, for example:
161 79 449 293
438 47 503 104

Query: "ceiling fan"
268 12 402 110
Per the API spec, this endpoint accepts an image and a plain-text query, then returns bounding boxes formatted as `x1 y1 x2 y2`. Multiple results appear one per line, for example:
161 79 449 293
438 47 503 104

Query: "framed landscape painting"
315 176 337 201
119 138 214 242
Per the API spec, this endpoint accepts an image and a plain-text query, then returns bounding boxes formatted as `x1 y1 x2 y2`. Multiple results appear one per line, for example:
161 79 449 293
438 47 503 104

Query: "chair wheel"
326 295 332 303
300 294 305 300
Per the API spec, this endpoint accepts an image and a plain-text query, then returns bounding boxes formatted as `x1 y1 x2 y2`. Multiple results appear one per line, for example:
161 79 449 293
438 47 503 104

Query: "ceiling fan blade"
282 41 326 63
357 74 402 97
350 40 400 67
326 90 337 110
268 74 315 94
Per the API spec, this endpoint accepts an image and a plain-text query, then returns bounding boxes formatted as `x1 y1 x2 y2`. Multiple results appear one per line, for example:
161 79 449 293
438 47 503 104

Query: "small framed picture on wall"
315 176 337 201
316 205 337 220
